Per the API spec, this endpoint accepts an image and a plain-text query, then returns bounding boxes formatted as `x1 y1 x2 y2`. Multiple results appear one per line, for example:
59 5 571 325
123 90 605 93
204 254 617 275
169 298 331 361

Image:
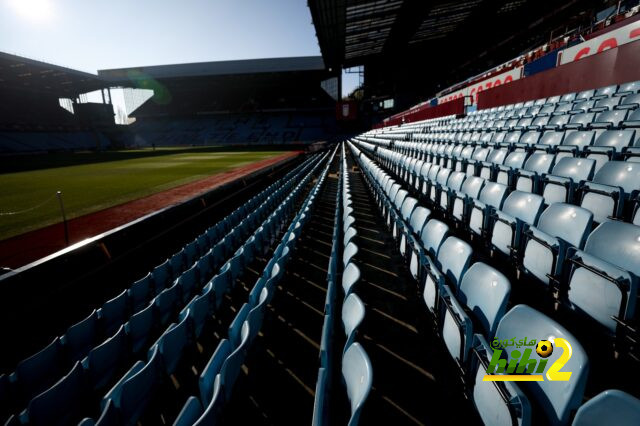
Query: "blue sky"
0 0 359 97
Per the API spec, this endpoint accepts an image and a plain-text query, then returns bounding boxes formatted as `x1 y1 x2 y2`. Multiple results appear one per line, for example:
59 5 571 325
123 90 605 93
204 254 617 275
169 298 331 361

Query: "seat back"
460 176 485 198
592 161 640 193
478 182 508 209
342 262 361 295
408 206 431 236
523 153 555 174
436 237 473 288
420 219 449 259
458 263 510 337
342 343 373 426
572 389 640 426
536 203 593 248
550 157 596 181
342 293 365 350
494 305 589 425
501 191 544 224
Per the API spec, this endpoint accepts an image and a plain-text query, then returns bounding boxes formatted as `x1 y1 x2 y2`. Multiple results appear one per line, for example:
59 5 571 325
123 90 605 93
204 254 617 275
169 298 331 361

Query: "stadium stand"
4 1 640 424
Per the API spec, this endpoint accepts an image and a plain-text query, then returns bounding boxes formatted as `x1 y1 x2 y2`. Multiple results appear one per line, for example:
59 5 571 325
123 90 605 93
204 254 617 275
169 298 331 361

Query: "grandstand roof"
309 0 592 71
98 56 326 81
0 51 106 97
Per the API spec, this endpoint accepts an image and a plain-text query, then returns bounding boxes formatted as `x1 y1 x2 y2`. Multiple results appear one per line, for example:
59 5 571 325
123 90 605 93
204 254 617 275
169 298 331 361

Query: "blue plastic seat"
451 176 484 223
343 241 358 267
409 218 448 280
440 263 510 364
490 191 544 257
342 293 365 352
440 172 466 212
174 396 203 426
154 282 179 326
196 254 214 285
219 321 250 401
423 236 472 314
153 313 190 375
542 157 596 204
572 389 640 426
555 130 596 159
580 161 640 222
177 264 200 305
471 348 530 426
246 287 269 344
469 182 508 237
199 339 232 407
24 361 88 426
184 241 200 266
103 346 160 425
565 221 640 334
312 368 328 426
10 337 65 404
228 303 251 348
82 325 128 392
129 273 152 314
342 342 372 426
585 129 635 171
400 205 430 257
169 250 187 278
124 301 154 355
180 291 211 339
514 153 555 193
62 309 99 361
565 112 595 130
211 262 232 310
151 260 172 296
342 262 361 295
521 203 592 287
99 289 128 338
475 304 588 425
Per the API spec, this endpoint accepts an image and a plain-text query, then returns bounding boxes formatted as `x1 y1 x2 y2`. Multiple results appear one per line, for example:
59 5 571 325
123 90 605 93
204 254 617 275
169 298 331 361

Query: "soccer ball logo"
536 340 553 358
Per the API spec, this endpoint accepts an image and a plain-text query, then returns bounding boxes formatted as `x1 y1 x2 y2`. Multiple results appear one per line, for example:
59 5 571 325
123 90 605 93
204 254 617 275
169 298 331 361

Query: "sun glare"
8 0 53 22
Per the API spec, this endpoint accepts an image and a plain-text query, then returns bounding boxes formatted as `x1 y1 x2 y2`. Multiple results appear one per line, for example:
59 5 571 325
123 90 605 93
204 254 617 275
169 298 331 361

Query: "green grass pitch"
0 147 286 241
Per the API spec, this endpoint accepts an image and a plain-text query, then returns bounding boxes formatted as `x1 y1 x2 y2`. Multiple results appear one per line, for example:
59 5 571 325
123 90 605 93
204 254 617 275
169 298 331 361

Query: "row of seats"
313 145 372 426
352 135 640 344
0 153 327 425
355 134 640 225
348 140 640 426
171 147 335 426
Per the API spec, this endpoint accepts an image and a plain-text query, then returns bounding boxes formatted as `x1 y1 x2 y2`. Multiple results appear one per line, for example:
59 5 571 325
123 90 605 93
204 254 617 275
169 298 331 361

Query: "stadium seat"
342 342 372 426
440 262 510 364
423 236 472 314
342 293 365 352
579 161 640 223
489 191 544 257
129 273 152 314
174 396 203 426
82 325 129 392
211 262 232 310
219 321 250 401
199 339 232 407
474 304 588 425
342 262 360 295
99 289 128 338
102 346 160 425
514 153 555 192
411 219 448 280
468 182 508 238
564 221 640 334
151 260 172 296
61 309 99 361
124 301 154 355
584 129 635 171
10 337 66 405
154 282 180 326
23 361 89 426
151 313 189 375
542 157 595 204
521 203 593 287
572 389 640 426
343 241 358 267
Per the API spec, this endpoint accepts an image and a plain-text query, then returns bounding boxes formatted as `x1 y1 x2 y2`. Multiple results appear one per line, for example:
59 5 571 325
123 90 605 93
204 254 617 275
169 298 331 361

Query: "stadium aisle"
343 151 481 425
222 154 339 424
